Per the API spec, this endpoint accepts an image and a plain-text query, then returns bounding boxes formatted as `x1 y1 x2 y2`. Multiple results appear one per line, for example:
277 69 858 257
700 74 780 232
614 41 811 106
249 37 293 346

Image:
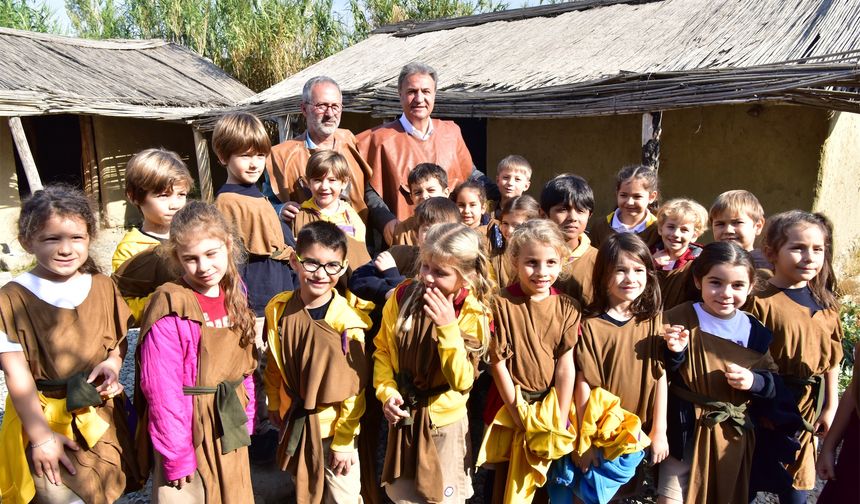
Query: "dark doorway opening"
13 115 83 199
452 117 488 174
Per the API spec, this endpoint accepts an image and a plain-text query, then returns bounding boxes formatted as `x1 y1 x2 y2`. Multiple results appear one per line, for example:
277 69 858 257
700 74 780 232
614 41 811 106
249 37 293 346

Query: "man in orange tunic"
265 76 396 240
357 62 494 223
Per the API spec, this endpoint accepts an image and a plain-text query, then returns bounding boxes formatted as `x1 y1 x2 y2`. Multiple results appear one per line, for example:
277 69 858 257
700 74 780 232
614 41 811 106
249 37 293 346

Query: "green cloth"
183 379 250 454
670 384 752 436
36 371 102 412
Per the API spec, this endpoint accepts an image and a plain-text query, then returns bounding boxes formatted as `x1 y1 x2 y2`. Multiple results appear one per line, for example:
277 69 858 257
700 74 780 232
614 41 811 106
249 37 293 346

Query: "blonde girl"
750 211 842 504
0 185 142 504
479 219 579 503
590 165 660 249
138 201 257 503
488 195 541 289
374 223 494 503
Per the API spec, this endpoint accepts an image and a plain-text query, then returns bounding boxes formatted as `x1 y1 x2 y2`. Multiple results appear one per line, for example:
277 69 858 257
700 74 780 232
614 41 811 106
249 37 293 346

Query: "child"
493 154 532 218
349 197 462 306
112 148 192 322
660 242 778 504
393 163 450 246
451 180 492 239
709 190 769 270
489 195 541 289
292 150 371 269
541 174 599 306
652 198 708 310
589 165 660 249
554 233 667 503
749 211 842 503
477 219 579 503
212 112 296 321
263 221 370 503
138 201 258 503
0 185 142 504
374 223 494 503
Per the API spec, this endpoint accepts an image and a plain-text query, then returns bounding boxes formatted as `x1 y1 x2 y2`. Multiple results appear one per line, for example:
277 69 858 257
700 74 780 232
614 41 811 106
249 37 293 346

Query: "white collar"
610 208 649 234
399 114 434 141
12 272 93 309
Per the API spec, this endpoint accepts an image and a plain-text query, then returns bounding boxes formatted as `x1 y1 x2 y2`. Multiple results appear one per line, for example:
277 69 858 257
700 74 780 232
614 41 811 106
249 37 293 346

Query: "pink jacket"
139 315 256 481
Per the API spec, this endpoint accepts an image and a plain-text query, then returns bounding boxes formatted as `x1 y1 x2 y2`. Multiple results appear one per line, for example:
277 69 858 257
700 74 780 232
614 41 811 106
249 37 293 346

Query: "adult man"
357 62 494 221
265 76 395 236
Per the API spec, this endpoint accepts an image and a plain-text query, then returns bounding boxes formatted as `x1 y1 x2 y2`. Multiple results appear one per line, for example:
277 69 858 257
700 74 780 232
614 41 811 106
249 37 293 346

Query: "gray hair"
398 62 437 91
302 76 341 104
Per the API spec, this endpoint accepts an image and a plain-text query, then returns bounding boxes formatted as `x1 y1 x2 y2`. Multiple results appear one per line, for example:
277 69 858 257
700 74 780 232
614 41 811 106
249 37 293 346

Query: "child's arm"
263 345 284 428
242 372 256 435
649 372 669 465
817 379 857 480
0 351 79 485
489 359 525 430
814 366 840 436
139 315 198 485
373 297 409 425
87 347 124 399
572 372 597 470
424 287 476 392
554 348 575 422
347 259 403 306
330 327 367 476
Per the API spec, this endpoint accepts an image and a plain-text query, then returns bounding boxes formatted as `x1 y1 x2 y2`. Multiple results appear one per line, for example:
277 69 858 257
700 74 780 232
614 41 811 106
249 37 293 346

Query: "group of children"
0 110 855 504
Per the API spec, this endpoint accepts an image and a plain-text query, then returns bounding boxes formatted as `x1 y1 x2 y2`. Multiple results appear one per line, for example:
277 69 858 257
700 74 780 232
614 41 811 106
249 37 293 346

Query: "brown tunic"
274 293 367 504
138 282 257 504
555 245 598 307
576 315 664 430
357 119 474 221
589 216 660 249
388 245 420 278
112 245 176 298
291 206 372 271
657 262 696 311
0 274 142 502
266 129 372 220
749 283 843 489
215 191 291 257
664 302 778 504
490 285 580 393
381 282 481 502
393 215 419 246
489 249 515 290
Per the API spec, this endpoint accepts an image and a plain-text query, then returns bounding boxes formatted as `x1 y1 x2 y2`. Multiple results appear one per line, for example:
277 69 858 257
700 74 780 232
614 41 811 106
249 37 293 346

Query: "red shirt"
193 289 230 328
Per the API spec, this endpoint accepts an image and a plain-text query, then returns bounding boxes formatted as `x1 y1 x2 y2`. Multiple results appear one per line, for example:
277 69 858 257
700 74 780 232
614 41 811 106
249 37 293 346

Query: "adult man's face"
399 73 436 125
302 82 342 139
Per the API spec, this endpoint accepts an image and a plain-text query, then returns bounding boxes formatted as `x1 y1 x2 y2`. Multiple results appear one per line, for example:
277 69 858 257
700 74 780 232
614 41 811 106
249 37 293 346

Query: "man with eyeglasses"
265 76 397 243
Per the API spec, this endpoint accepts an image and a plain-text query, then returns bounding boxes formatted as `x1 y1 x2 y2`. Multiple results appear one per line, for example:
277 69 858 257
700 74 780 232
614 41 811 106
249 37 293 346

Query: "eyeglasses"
295 254 348 275
309 102 342 114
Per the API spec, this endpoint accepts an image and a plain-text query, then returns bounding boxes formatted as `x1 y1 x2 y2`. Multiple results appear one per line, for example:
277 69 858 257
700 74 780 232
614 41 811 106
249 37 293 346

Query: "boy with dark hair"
392 163 450 246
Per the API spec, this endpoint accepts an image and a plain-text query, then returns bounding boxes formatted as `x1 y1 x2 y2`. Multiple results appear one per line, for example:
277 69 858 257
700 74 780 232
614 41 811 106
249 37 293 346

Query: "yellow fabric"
0 394 109 504
569 233 593 261
476 386 577 503
373 287 490 427
300 199 367 242
264 290 370 451
111 228 161 321
576 388 650 461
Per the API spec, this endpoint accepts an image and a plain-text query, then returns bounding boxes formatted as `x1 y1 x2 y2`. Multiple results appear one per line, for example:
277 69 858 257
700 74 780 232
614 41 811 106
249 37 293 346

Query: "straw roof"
222 0 860 125
0 27 253 121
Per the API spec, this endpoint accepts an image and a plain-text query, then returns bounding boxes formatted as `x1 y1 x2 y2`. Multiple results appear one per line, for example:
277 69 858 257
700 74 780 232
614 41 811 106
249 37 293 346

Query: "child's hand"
268 410 283 429
649 429 669 465
816 448 837 480
328 449 358 476
30 432 79 485
814 405 837 437
724 363 754 391
383 220 398 246
574 446 600 472
88 355 123 399
168 473 194 490
279 202 301 222
383 395 410 425
423 287 457 327
374 251 397 272
662 324 689 352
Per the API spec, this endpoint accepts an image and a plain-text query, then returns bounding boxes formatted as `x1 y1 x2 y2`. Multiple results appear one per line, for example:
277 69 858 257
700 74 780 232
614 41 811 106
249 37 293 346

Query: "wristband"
30 433 55 449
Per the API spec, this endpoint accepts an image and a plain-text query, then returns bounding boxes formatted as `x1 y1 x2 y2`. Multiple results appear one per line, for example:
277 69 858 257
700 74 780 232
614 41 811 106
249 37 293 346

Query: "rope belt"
36 371 101 412
670 384 752 436
782 374 824 433
183 379 250 454
396 372 451 427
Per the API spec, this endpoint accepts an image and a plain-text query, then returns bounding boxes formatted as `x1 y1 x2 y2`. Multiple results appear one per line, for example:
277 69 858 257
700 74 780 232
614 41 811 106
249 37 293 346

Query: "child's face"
456 188 483 228
711 210 763 251
500 210 530 240
547 203 590 245
290 243 347 303
694 263 752 319
309 170 346 209
24 213 90 282
410 178 448 205
496 168 530 202
607 252 648 309
224 149 267 185
771 223 826 288
177 237 230 296
659 217 699 257
420 256 465 297
515 242 562 300
139 183 188 232
616 178 657 225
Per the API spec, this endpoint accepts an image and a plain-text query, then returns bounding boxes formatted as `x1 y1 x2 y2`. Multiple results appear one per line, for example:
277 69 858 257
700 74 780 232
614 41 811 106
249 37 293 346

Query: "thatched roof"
0 27 253 121
223 0 860 125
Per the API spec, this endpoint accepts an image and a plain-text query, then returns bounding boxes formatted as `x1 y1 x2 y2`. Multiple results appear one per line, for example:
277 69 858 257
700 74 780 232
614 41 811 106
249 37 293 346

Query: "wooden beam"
193 128 214 203
276 115 294 143
8 117 42 192
641 111 662 170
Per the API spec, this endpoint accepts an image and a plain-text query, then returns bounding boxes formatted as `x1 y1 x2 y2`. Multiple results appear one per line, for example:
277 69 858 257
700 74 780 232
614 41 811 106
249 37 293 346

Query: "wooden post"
193 128 214 203
641 111 662 170
8 117 43 192
276 114 294 143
